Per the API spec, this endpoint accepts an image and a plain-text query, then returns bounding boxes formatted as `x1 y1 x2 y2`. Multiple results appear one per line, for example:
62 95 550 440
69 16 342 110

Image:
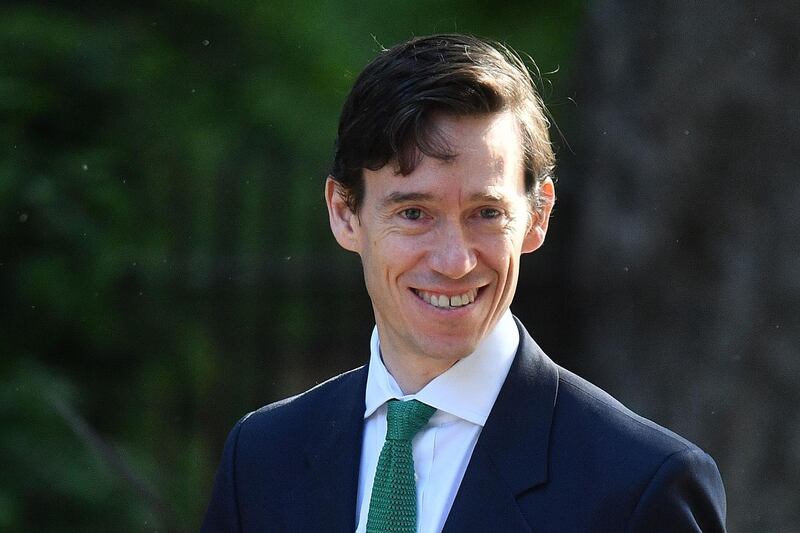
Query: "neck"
380 351 459 395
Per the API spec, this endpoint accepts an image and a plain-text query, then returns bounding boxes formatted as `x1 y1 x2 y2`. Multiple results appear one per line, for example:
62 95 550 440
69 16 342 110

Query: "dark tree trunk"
568 3 800 531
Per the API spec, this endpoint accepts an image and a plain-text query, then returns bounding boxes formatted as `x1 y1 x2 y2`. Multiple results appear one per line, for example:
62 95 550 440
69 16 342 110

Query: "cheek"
386 236 426 262
475 235 516 269
363 238 420 279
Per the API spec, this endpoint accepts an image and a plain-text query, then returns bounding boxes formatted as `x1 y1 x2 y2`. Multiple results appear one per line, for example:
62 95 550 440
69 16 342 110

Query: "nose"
428 222 477 279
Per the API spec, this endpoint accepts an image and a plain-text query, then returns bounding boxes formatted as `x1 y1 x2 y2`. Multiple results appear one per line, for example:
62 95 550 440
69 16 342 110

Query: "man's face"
327 112 553 374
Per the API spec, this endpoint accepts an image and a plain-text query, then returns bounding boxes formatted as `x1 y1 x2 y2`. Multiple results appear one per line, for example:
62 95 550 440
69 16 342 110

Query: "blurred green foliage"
1 2 582 530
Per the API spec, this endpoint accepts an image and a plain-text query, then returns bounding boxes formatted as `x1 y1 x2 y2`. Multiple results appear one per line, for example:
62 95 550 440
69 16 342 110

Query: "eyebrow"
380 191 439 208
468 191 506 203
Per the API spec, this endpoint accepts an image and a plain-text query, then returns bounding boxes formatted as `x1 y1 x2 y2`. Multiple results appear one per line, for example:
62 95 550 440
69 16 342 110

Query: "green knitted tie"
366 399 436 533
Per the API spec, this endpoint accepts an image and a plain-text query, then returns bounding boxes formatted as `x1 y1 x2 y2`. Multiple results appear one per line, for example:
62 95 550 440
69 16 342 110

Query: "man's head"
330 34 555 215
326 34 556 391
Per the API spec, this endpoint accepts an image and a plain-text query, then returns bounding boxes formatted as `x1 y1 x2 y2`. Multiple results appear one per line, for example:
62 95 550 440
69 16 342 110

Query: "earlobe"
522 177 555 254
325 176 361 253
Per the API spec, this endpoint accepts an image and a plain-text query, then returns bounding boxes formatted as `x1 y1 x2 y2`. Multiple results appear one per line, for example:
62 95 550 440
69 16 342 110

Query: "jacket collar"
283 365 369 532
443 317 559 532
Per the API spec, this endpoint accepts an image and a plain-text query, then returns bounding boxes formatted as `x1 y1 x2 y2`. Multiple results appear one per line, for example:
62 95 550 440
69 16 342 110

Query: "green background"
1 2 581 531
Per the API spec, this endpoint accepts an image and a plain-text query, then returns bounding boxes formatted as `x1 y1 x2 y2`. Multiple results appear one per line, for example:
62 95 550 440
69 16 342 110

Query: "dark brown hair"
330 34 555 212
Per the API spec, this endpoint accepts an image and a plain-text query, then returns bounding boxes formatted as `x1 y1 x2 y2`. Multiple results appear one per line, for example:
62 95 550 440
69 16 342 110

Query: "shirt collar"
364 310 519 427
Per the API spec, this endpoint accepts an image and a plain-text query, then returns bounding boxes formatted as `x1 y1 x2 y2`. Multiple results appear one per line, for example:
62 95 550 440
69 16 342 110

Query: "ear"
325 176 361 253
522 177 555 254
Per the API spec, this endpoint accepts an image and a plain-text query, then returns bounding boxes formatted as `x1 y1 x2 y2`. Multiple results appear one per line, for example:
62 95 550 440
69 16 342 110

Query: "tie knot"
385 399 436 441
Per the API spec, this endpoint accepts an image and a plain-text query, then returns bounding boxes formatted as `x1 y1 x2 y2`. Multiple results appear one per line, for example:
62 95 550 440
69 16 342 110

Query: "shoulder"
201 366 368 531
554 366 699 456
547 365 726 531
234 365 367 445
513 317 703 461
550 364 716 481
216 365 367 502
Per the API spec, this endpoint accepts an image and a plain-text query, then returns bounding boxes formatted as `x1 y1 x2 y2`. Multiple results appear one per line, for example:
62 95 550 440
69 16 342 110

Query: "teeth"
415 288 478 309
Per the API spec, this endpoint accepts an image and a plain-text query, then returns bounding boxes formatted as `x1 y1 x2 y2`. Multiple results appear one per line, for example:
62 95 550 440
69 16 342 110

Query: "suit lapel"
443 319 559 532
284 366 368 533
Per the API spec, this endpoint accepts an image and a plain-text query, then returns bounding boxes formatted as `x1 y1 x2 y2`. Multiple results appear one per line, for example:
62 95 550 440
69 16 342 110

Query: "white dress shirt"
354 311 519 533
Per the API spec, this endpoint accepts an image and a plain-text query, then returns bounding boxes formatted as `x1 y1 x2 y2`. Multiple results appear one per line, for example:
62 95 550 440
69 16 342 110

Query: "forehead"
365 112 526 203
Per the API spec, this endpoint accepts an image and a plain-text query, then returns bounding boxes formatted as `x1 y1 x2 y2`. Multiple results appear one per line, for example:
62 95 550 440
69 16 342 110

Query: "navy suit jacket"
202 320 726 532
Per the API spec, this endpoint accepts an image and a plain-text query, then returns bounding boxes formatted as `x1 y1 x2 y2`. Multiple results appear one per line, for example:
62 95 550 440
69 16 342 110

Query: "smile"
413 288 478 309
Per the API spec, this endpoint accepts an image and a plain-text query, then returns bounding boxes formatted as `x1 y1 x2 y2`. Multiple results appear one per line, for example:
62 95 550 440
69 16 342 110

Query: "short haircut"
330 34 555 213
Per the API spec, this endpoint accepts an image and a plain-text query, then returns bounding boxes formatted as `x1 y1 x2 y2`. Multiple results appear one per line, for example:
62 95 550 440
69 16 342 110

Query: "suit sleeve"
201 417 246 533
625 447 727 533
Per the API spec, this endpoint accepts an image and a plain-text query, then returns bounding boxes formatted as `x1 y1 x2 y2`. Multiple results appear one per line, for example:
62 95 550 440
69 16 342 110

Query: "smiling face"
326 112 554 391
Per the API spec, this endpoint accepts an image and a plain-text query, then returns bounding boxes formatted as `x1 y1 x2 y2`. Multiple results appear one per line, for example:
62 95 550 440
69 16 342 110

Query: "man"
202 34 726 532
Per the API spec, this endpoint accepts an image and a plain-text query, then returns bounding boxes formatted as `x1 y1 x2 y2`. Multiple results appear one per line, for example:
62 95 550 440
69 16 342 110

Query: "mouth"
412 287 480 309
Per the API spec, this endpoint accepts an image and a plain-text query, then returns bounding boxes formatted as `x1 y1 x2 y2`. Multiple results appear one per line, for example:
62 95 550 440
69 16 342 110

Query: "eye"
479 207 501 219
399 208 423 220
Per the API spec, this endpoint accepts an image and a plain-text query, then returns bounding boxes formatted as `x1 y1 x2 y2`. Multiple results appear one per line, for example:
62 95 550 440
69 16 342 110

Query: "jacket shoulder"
236 365 367 444
544 365 726 531
201 365 368 532
555 366 699 456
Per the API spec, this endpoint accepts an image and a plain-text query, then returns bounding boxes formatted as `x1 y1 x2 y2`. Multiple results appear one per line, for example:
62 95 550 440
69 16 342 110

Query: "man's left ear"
522 177 555 254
